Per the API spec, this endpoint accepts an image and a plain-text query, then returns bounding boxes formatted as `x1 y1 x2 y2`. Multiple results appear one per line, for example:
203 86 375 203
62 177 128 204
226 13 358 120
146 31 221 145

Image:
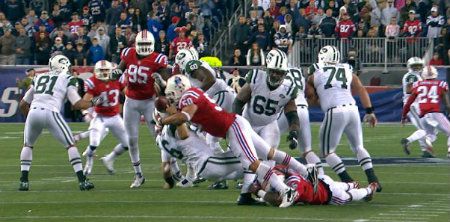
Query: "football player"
81 60 129 175
173 47 199 75
306 45 381 191
18 55 96 191
253 165 378 207
114 30 169 188
233 49 299 151
277 67 324 175
402 66 450 159
161 75 314 208
401 57 437 157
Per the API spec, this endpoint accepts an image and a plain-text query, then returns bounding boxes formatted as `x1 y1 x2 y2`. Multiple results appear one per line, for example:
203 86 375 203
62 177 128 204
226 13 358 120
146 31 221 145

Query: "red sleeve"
120 47 132 61
335 22 339 33
84 78 97 95
402 89 418 118
170 39 176 51
158 54 169 68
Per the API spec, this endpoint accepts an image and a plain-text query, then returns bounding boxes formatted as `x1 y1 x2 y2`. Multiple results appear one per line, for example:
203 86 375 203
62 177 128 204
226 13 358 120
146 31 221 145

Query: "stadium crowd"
0 0 449 66
0 0 236 65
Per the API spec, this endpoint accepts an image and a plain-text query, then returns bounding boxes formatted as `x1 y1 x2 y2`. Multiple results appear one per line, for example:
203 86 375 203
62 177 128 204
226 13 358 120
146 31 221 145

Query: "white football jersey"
402 71 422 105
157 125 212 173
313 63 355 112
286 67 307 106
30 71 79 112
243 69 298 127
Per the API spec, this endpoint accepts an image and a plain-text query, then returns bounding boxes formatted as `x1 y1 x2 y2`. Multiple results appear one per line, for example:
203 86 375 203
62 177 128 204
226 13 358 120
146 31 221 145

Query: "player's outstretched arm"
161 104 198 126
69 87 97 110
284 99 300 149
305 75 319 106
352 74 377 127
233 83 251 115
19 87 34 117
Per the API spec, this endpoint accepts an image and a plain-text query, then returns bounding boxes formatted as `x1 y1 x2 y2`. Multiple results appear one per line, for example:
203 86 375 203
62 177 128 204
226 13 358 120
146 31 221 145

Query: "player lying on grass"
402 66 450 159
160 75 315 207
251 165 377 207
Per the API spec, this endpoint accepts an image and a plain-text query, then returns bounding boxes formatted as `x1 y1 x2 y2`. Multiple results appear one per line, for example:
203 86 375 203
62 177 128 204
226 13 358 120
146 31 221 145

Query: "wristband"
181 111 191 121
90 100 95 107
365 107 374 114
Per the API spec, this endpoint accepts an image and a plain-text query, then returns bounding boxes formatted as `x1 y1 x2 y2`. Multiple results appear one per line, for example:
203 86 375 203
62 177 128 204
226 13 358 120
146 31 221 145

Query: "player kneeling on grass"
402 66 450 159
252 165 377 207
18 55 98 191
160 75 316 208
81 60 130 175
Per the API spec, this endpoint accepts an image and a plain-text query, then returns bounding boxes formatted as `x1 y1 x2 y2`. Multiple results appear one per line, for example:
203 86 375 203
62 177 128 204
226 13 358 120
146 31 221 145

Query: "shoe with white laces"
100 156 115 174
279 187 298 208
83 150 95 176
130 175 145 188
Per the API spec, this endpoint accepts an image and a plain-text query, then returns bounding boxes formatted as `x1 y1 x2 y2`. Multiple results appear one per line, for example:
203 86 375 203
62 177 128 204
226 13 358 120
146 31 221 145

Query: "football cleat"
348 181 360 190
279 187 298 208
208 180 228 190
176 178 194 188
130 175 145 188
306 164 319 193
193 176 207 185
364 182 378 202
100 156 115 174
236 193 266 206
401 138 410 155
79 179 95 191
18 181 29 191
422 149 435 158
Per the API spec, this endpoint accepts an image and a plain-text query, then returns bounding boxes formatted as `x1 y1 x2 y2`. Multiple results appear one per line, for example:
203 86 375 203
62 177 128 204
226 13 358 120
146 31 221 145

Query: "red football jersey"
403 19 422 37
85 77 124 117
170 37 192 56
285 173 330 205
403 79 448 117
121 47 168 100
335 20 355 38
178 87 236 138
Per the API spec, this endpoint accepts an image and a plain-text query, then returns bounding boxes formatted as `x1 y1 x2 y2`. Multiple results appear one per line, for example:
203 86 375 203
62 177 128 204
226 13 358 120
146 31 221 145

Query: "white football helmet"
49 54 71 73
94 60 113 81
407 57 424 73
266 49 288 88
135 30 155 56
175 48 199 73
421 66 438 80
164 75 192 105
318 45 340 65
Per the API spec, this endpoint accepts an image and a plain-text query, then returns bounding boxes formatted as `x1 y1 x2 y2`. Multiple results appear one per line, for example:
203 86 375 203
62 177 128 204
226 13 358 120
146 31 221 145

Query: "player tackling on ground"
18 55 96 191
402 66 450 159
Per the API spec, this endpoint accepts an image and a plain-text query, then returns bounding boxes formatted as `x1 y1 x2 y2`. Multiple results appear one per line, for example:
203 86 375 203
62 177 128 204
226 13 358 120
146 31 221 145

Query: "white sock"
406 129 426 144
241 171 256 194
326 153 346 174
348 188 371 201
255 163 288 193
305 151 324 175
105 144 127 160
356 148 373 171
20 146 33 171
272 149 307 177
128 137 142 175
79 131 90 139
67 147 83 172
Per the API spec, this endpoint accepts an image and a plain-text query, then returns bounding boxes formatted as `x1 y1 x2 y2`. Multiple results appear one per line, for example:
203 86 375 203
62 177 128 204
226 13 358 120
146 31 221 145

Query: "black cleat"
79 179 95 191
306 164 319 193
422 150 435 158
18 181 29 191
401 138 410 155
237 193 266 206
208 180 228 190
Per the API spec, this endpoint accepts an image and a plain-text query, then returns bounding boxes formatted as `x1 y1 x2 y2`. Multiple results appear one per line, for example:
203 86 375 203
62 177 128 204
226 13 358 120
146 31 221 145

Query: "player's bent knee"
267 148 276 160
249 160 261 172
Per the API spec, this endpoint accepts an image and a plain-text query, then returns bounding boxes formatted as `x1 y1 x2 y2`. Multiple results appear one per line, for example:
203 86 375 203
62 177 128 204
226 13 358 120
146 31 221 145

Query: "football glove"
363 113 377 127
91 96 104 106
287 130 298 149
111 69 123 80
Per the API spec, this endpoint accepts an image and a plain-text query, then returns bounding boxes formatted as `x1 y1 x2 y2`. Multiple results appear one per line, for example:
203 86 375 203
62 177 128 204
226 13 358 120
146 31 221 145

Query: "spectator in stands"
80 6 93 28
147 11 163 40
20 17 35 38
370 3 381 28
106 0 123 33
307 23 322 38
58 0 72 23
50 36 65 56
227 68 246 94
195 32 209 58
276 6 288 24
335 12 355 39
263 11 274 31
426 6 445 38
246 42 265 66
155 30 170 56
132 8 146 32
129 0 150 18
51 3 63 26
305 1 318 17
381 0 399 34
250 24 270 52
109 27 126 64
29 0 48 16
88 37 105 64
15 27 31 65
169 26 192 60
402 10 421 37
285 14 297 35
295 8 311 31
287 0 301 19
34 31 51 65
249 10 259 32
0 12 12 35
229 48 246 66
124 26 136 47
342 0 358 22
72 26 91 50
311 8 325 26
96 26 110 55
88 0 106 23
4 0 25 24
274 24 293 54
400 0 417 24
167 16 180 42
63 41 76 64
327 0 340 17
268 0 280 18
68 12 83 36
25 9 38 26
320 9 337 37
429 52 444 65
34 10 54 33
385 17 400 61
116 12 132 35
344 48 361 76
232 16 250 53
249 0 265 18
74 42 87 66
0 29 16 65
16 68 35 90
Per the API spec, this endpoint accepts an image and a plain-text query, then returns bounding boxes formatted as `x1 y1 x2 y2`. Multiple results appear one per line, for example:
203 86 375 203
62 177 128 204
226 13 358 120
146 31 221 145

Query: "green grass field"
0 123 449 222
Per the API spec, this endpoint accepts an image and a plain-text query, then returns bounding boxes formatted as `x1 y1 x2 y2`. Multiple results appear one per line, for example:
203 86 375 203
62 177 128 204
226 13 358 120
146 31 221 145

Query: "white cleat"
279 188 298 208
83 155 93 176
100 157 115 174
130 175 145 188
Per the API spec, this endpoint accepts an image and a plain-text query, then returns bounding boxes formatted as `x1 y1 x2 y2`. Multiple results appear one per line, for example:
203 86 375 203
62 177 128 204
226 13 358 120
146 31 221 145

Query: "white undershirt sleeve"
67 86 82 105
22 87 35 103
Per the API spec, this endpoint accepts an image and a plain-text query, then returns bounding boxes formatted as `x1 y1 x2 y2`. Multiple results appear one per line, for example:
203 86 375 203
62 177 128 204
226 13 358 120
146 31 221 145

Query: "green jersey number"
288 68 304 91
35 75 58 95
324 67 347 89
253 95 278 116
161 139 184 159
